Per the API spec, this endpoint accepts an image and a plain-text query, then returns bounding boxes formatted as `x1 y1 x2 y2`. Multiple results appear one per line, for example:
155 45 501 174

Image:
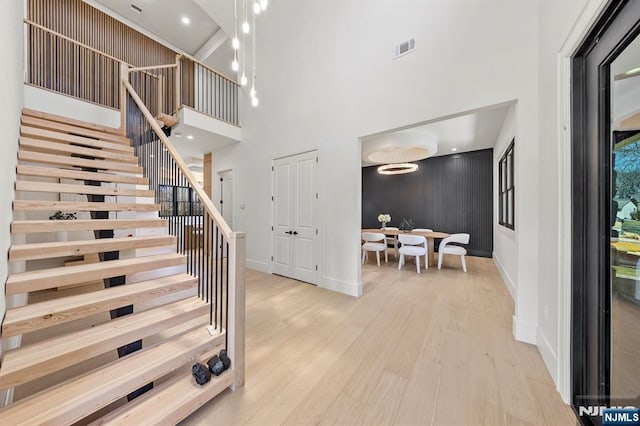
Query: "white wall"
0 0 25 354
536 0 588 385
213 0 541 298
493 104 517 301
24 86 121 128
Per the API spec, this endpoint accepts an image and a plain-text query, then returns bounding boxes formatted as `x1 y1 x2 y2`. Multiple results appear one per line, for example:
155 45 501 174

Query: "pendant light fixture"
377 163 419 175
242 0 250 34
250 12 258 107
240 3 248 87
253 1 261 15
260 0 268 11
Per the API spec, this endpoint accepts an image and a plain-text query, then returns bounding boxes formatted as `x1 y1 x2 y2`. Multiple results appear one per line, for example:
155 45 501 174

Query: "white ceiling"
93 0 220 54
361 105 510 166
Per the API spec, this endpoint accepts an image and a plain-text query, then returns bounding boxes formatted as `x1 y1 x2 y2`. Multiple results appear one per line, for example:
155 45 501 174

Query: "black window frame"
498 138 515 229
158 184 203 217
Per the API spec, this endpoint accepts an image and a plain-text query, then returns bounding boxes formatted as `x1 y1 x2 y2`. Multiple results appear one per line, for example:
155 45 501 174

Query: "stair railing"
122 64 245 390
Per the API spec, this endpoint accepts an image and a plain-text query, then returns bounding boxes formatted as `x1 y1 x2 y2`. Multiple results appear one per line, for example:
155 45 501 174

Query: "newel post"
228 231 245 391
119 62 129 133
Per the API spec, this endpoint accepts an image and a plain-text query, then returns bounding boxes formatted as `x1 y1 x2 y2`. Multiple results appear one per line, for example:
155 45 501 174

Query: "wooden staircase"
0 109 235 424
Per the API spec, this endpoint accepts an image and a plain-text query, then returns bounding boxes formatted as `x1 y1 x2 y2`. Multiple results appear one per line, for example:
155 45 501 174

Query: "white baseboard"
246 259 272 274
320 276 362 297
513 315 537 344
536 328 558 384
493 252 516 301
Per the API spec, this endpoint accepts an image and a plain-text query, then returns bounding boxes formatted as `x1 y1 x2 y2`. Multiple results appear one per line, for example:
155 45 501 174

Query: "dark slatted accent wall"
362 149 494 257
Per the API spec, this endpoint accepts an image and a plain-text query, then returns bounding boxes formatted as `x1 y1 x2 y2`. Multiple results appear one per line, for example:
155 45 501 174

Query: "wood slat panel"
27 0 178 110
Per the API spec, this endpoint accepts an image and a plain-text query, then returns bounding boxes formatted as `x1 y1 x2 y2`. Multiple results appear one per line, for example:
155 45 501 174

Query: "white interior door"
272 151 318 284
218 170 233 229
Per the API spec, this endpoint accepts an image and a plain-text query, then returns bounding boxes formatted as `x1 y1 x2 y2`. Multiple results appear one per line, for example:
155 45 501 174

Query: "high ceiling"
361 104 511 166
91 0 220 54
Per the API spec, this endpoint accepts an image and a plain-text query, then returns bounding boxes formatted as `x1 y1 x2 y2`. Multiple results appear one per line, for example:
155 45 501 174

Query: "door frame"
570 0 640 423
216 168 233 227
270 149 321 284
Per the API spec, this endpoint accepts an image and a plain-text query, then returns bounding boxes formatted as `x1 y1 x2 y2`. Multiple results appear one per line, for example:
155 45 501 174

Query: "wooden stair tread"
20 137 138 163
13 200 160 212
21 115 129 144
21 126 133 153
9 235 175 261
17 165 148 185
0 327 225 425
15 180 154 198
6 253 186 294
18 151 143 173
11 218 167 233
0 298 208 391
22 109 125 136
2 273 197 337
92 365 233 425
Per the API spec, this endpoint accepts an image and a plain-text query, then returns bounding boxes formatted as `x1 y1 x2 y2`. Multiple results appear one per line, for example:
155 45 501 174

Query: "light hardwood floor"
182 255 576 425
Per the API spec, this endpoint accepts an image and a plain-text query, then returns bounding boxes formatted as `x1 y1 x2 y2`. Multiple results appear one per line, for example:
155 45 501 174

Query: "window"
159 185 203 217
498 139 515 229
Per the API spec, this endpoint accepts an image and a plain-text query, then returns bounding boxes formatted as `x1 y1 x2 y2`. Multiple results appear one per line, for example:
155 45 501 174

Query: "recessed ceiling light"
181 16 190 25
452 148 457 151
187 135 194 140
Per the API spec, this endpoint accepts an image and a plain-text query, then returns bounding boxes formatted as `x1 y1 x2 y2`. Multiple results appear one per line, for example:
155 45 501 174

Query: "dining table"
361 228 450 267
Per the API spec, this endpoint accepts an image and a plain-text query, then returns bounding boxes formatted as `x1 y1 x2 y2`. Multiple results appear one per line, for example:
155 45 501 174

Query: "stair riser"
6 255 187 294
2 277 198 337
19 151 142 174
9 236 176 261
13 201 160 212
0 302 208 391
17 165 148 185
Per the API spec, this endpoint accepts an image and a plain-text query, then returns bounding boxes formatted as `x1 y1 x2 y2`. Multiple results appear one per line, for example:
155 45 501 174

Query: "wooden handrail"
129 64 178 73
24 19 125 65
124 80 233 240
178 54 240 88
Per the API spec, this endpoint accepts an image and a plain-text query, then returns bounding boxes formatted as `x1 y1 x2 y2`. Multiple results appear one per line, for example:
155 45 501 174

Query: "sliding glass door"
572 1 640 424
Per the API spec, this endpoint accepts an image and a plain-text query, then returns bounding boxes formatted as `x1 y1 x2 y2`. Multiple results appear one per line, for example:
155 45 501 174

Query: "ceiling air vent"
393 38 415 59
130 3 143 14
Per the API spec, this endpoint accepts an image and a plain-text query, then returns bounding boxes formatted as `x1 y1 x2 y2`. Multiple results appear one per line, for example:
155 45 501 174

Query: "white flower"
377 213 391 223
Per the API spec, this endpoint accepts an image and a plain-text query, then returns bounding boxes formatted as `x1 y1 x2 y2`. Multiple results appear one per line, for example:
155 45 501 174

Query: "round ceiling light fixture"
362 131 437 165
377 163 419 175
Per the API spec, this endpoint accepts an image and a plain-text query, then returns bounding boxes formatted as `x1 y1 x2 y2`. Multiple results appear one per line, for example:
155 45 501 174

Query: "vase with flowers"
377 213 391 229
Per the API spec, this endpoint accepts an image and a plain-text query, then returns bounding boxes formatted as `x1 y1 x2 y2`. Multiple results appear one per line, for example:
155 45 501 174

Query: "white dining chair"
437 233 470 272
362 232 388 267
382 226 399 258
398 234 428 273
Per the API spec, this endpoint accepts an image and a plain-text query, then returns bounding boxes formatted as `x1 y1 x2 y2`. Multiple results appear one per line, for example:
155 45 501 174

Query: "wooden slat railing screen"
180 57 240 126
26 0 177 109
